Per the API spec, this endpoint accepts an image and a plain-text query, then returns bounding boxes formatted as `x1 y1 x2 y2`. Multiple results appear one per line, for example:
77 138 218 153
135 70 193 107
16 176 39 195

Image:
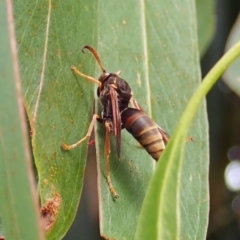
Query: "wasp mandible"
61 46 169 198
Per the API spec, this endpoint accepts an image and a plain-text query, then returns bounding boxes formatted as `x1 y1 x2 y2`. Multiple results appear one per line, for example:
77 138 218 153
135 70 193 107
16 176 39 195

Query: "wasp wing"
157 125 170 145
109 86 122 157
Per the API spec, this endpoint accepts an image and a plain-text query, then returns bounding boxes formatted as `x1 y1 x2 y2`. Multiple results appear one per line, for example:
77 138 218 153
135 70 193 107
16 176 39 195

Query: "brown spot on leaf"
186 136 194 142
43 179 48 185
29 119 35 136
57 49 60 58
40 193 61 231
51 2 56 8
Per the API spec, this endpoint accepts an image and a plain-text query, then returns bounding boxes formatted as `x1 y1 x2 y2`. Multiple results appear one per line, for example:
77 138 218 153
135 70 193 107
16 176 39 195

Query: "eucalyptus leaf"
223 14 240 96
97 0 208 239
196 0 216 56
14 0 98 238
0 0 42 239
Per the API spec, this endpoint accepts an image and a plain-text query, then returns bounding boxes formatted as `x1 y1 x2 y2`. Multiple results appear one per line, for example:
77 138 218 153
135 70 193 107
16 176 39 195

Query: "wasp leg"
61 114 100 150
71 66 101 87
105 122 119 199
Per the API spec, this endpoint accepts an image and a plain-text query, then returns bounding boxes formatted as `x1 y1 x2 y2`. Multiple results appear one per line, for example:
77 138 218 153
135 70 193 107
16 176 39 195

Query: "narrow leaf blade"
0 1 42 239
14 0 98 238
96 0 209 240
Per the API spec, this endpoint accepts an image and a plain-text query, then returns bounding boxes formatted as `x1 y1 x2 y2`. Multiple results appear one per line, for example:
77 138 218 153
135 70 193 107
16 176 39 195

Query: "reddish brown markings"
57 49 60 57
43 179 48 185
40 193 61 231
186 136 194 142
51 2 56 8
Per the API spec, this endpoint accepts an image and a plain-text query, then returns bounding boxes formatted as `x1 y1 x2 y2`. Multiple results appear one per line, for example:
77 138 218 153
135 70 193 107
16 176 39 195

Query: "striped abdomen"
121 108 166 160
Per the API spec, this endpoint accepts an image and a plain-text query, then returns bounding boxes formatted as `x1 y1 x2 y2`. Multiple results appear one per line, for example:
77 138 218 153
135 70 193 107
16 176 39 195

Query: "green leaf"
96 0 208 239
0 1 42 239
196 0 216 56
14 0 98 239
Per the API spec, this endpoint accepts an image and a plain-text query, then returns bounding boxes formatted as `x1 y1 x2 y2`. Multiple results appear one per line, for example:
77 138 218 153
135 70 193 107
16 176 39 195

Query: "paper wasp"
61 46 169 198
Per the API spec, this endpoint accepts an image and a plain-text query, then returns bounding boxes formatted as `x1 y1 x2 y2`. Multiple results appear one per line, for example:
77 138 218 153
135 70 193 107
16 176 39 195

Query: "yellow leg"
61 114 100 150
105 122 119 199
71 66 101 87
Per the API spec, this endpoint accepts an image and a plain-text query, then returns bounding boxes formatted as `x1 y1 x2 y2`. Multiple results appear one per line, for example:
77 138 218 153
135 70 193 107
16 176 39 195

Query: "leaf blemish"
40 193 61 231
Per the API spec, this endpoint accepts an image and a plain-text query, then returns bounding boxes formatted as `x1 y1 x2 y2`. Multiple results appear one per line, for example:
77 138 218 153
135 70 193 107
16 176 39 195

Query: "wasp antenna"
81 45 106 73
